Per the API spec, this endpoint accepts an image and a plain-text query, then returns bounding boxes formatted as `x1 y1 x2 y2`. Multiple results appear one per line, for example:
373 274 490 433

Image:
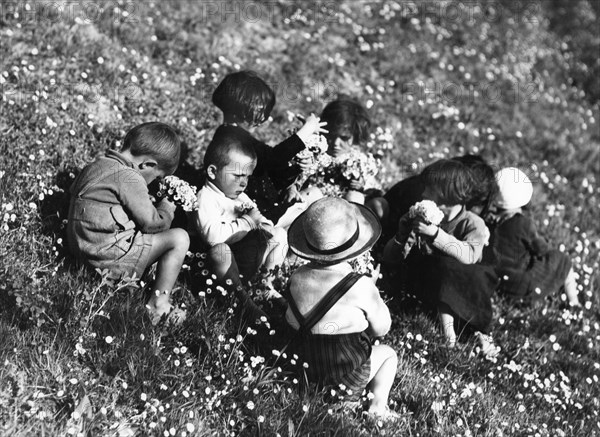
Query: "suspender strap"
287 272 363 335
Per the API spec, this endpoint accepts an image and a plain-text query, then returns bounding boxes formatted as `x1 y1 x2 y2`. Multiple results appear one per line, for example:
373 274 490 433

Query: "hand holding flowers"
156 176 199 212
399 200 445 257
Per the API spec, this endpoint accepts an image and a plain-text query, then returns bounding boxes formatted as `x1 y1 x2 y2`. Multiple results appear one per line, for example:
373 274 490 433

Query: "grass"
1 1 599 436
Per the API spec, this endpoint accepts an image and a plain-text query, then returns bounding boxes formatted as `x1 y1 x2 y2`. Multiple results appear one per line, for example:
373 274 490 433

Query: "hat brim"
288 201 382 264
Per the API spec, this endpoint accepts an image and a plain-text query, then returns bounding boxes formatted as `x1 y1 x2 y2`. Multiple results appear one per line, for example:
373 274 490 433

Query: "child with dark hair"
487 168 580 305
320 97 372 157
191 130 289 319
211 70 326 225
377 155 498 245
68 122 190 325
303 97 381 206
383 159 499 356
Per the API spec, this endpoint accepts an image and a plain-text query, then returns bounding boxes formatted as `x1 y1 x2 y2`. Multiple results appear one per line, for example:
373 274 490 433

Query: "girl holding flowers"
383 159 499 356
302 97 382 206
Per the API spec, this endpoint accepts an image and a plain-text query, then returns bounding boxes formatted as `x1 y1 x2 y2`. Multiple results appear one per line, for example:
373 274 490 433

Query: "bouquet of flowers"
409 200 445 225
156 176 199 212
234 199 257 214
349 251 378 277
294 133 333 187
332 150 381 193
403 200 444 257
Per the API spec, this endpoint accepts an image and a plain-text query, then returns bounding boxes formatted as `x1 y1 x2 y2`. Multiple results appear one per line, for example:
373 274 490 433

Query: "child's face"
326 124 354 157
422 186 456 216
209 151 256 199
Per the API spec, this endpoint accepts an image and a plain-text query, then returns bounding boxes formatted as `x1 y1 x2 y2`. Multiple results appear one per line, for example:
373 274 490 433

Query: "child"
67 122 190 324
190 131 288 317
285 197 398 418
488 167 580 305
383 159 499 356
303 97 381 206
211 70 326 227
377 155 497 245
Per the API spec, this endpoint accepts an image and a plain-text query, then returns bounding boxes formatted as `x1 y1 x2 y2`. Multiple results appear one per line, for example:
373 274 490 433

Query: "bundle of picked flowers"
234 199 258 214
294 133 333 186
157 176 199 212
403 200 445 257
338 150 379 185
349 251 378 277
408 200 445 225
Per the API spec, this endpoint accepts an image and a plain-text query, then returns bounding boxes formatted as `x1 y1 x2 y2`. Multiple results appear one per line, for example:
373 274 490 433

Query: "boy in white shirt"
192 132 288 319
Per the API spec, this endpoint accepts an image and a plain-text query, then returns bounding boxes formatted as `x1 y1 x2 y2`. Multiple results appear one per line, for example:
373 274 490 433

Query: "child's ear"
206 164 217 180
138 159 159 170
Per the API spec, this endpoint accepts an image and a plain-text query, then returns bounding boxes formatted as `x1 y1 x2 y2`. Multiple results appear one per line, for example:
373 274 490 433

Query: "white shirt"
192 182 264 246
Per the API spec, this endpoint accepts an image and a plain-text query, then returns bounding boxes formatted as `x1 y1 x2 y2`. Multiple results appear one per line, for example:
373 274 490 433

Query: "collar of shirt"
105 149 136 169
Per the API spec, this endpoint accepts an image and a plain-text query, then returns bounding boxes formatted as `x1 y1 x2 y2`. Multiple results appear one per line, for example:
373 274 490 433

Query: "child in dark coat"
487 167 580 305
211 70 325 226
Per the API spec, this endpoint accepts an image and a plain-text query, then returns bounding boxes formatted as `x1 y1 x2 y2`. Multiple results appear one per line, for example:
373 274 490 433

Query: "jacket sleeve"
432 218 490 264
118 170 175 233
261 135 305 190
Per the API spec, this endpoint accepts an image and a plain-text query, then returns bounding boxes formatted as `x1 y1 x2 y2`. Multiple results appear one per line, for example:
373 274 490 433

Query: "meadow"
1 1 599 436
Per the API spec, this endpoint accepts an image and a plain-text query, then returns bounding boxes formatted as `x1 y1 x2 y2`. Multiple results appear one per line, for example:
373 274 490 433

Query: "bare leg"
564 268 580 306
262 226 288 271
438 303 457 347
208 243 242 287
208 243 267 322
145 229 190 323
366 344 398 415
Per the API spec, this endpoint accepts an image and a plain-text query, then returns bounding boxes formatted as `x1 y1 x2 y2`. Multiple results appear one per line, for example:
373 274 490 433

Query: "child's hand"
412 217 438 237
284 185 304 204
296 114 328 144
158 196 177 212
245 207 264 226
295 154 313 173
348 177 365 192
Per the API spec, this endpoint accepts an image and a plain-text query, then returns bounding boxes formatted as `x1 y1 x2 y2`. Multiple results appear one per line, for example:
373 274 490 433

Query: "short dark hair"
320 97 371 144
212 70 276 126
122 122 181 173
203 130 257 170
421 159 473 205
452 154 498 215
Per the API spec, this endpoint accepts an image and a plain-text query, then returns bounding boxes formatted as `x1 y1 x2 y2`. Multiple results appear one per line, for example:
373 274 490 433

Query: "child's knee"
271 226 288 244
171 228 190 251
382 344 398 362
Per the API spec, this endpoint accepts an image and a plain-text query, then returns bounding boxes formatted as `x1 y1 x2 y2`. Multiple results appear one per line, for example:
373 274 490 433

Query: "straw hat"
495 167 533 209
288 197 381 264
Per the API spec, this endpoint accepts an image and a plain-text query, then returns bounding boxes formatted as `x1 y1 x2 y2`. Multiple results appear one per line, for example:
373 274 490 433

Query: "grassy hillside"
1 1 599 436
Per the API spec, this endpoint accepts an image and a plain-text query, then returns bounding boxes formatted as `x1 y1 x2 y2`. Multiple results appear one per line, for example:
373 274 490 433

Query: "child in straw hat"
285 197 398 418
487 167 580 305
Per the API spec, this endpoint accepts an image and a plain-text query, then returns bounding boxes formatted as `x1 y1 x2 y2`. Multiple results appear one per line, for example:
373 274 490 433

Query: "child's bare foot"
475 332 500 359
365 406 401 422
147 304 187 326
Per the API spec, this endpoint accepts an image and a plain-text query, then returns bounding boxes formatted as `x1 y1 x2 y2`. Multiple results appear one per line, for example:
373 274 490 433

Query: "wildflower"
246 401 255 410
